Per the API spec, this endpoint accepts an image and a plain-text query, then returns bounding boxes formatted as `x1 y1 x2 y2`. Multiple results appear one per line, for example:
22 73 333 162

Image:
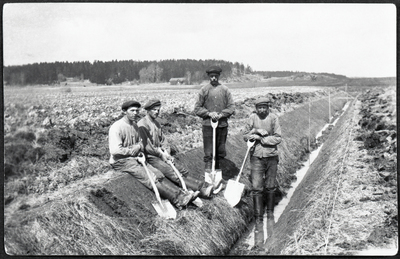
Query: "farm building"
169 77 187 85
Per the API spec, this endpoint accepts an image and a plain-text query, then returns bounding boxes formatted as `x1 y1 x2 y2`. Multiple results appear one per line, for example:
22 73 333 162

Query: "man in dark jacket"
194 66 235 186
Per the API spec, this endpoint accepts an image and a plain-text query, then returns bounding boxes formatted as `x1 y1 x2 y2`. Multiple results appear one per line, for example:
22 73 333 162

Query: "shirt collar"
122 115 135 125
146 113 156 123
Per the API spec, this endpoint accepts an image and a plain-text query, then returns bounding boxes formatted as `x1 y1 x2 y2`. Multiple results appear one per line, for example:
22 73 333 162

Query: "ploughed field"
4 83 394 255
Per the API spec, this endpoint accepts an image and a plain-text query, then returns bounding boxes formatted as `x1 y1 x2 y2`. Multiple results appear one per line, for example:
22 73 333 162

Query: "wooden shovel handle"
167 160 188 191
137 153 164 208
211 118 218 172
235 141 254 182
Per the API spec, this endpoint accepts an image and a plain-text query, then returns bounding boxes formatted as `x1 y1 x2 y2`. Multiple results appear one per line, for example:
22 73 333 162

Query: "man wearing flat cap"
194 65 235 179
242 97 282 232
138 99 214 199
109 100 198 210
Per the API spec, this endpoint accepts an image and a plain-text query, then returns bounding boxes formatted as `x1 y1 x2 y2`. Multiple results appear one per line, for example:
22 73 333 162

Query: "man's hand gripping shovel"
205 118 223 194
137 153 177 219
224 139 255 207
160 149 204 208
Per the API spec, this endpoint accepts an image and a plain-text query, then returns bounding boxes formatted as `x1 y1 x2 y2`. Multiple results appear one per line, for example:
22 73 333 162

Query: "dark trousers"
111 157 164 190
146 155 188 185
202 125 228 170
250 156 279 196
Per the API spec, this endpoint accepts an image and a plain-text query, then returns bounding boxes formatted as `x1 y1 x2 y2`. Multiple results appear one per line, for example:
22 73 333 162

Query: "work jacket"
137 114 166 158
194 83 235 127
242 112 282 158
108 116 143 164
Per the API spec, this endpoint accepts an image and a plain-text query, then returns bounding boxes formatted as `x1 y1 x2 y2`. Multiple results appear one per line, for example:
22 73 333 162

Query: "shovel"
224 139 255 207
137 153 177 219
160 149 204 208
205 118 222 192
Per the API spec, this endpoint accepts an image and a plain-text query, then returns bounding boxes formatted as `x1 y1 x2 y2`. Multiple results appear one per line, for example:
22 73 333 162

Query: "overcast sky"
3 3 396 77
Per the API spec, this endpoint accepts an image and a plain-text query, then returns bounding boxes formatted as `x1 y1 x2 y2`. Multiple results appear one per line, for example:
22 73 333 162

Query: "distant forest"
3 59 255 86
3 59 349 86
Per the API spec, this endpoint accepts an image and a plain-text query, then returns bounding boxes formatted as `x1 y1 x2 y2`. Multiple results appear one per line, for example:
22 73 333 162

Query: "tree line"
3 59 253 86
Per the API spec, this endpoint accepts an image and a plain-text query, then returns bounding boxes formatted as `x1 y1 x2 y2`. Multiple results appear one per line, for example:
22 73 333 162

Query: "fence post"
308 100 311 166
329 90 331 123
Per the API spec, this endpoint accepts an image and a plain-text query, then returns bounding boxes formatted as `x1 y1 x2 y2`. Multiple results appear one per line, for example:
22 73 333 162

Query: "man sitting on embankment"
138 99 214 199
108 100 198 210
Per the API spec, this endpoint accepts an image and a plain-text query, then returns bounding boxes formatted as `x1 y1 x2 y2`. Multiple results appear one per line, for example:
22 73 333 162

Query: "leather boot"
156 178 195 210
265 188 275 220
253 194 264 222
184 175 214 198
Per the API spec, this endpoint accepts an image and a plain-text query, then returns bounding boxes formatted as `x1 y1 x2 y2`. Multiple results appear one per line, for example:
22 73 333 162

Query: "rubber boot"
184 174 214 199
156 178 196 210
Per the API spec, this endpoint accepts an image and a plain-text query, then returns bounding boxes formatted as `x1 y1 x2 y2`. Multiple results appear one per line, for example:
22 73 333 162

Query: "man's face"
256 104 269 116
124 106 140 122
148 106 161 120
209 74 220 85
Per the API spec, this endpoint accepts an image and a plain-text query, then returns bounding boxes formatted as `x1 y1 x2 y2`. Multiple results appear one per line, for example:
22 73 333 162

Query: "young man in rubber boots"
138 99 214 199
108 100 198 210
194 65 235 190
243 97 282 239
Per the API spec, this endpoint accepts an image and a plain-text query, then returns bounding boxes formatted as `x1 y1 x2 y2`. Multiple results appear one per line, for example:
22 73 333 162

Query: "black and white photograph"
3 2 397 256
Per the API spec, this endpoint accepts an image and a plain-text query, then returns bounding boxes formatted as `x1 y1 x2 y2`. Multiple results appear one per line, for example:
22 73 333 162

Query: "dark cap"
143 99 161 110
255 97 271 107
122 100 141 110
206 65 222 75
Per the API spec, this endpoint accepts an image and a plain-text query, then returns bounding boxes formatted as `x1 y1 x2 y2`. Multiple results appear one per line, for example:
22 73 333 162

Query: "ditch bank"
86 94 348 255
259 88 397 255
4 92 348 255
263 100 358 254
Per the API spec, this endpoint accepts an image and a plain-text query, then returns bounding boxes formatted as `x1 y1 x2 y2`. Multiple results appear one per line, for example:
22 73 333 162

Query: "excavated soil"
80 93 348 254
4 90 352 255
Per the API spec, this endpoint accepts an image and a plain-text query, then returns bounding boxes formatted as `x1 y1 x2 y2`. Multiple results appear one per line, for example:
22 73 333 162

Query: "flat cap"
143 99 161 110
255 97 272 106
206 65 222 75
121 100 141 110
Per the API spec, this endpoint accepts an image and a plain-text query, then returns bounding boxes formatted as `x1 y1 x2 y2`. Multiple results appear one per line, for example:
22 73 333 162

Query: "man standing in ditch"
108 100 198 210
137 99 214 199
194 65 235 188
243 97 282 240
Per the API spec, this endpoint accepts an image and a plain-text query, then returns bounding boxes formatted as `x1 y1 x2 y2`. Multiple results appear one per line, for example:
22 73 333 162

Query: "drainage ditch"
229 100 352 254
